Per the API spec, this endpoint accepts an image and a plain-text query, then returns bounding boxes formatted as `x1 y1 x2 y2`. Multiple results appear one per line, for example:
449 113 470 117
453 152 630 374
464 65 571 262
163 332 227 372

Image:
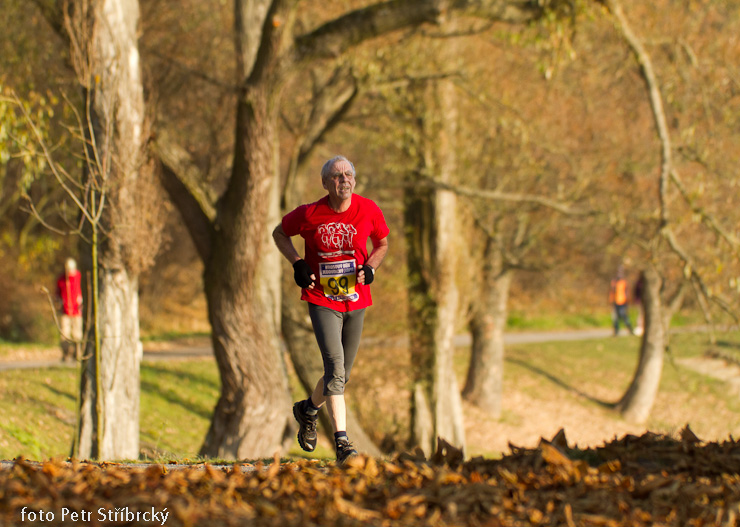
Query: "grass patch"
138 360 220 460
0 367 78 459
2 328 739 461
0 360 222 462
506 310 613 331
140 331 211 343
505 307 709 332
0 340 55 359
0 357 337 462
498 329 740 434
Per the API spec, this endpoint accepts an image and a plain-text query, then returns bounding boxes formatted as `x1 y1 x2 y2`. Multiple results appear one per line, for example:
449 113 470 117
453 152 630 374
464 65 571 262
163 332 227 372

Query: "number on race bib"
328 276 350 296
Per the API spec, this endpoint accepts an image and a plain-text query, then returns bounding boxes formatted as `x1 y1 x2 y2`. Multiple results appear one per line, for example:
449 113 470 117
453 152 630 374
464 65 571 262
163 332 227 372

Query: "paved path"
0 347 214 371
471 328 614 345
0 328 624 372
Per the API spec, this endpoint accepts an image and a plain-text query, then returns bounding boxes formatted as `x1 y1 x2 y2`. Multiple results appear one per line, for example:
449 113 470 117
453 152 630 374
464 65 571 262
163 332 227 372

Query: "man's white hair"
320 156 355 180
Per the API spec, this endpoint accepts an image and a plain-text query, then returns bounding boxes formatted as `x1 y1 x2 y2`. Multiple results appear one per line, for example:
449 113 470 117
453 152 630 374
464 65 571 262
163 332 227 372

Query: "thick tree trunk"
463 240 511 418
431 55 465 454
407 73 465 456
431 185 465 451
406 184 439 456
616 266 665 423
199 89 292 459
74 0 146 461
406 185 465 456
78 270 141 459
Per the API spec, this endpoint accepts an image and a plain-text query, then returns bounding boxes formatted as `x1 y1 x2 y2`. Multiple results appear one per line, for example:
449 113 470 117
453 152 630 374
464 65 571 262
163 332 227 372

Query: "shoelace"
336 439 354 451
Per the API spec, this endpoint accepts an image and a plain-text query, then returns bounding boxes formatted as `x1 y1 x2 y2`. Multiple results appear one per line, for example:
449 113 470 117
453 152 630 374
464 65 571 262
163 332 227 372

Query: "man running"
273 155 389 463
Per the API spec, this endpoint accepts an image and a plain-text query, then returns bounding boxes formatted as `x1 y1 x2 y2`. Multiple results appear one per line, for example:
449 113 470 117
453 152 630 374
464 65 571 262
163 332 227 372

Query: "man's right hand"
293 260 316 289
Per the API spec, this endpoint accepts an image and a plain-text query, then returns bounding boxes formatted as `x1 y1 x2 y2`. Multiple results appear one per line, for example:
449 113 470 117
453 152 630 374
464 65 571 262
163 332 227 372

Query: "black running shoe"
292 400 318 452
335 437 358 465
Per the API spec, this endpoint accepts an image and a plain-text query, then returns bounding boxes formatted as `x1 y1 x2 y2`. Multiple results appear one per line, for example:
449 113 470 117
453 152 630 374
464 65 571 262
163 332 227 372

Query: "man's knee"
324 374 346 396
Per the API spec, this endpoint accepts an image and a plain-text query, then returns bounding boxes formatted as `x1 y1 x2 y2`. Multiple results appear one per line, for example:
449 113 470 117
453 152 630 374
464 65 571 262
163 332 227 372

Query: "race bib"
319 260 359 302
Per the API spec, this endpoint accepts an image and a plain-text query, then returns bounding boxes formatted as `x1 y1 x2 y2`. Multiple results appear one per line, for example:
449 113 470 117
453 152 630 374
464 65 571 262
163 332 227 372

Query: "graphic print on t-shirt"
317 222 357 257
317 222 359 301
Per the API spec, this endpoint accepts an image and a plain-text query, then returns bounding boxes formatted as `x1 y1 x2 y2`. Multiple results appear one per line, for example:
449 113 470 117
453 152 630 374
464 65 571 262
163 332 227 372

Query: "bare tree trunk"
192 0 296 458
73 0 148 461
406 190 465 456
432 185 465 451
463 238 511 418
616 266 664 423
199 99 291 458
407 72 465 456
198 86 293 459
430 44 465 454
78 270 142 458
406 184 437 456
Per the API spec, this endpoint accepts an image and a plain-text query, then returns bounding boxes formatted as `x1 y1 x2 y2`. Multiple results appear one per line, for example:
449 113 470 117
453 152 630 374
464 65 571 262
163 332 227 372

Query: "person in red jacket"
273 155 389 464
56 257 83 362
608 266 634 336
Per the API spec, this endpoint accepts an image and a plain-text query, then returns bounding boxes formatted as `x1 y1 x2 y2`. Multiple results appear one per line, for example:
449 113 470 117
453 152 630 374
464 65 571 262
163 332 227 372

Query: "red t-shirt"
282 194 389 312
57 270 83 316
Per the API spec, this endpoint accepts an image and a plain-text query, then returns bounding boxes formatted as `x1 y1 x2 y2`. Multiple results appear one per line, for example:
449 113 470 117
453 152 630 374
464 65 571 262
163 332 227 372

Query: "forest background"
1 0 739 461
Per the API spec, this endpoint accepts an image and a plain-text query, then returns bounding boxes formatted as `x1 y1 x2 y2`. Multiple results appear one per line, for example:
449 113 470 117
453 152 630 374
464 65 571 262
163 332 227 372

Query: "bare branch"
604 0 672 227
7 90 97 225
669 169 740 256
151 129 217 222
469 209 549 272
365 71 463 92
282 64 358 208
141 45 238 91
20 196 71 236
295 0 557 62
662 226 738 322
295 1 437 61
30 0 67 40
151 129 216 263
420 176 592 216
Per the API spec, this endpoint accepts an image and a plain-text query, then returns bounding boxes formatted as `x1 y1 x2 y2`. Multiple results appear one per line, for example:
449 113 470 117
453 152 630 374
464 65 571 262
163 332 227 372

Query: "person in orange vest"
609 266 634 336
56 257 83 361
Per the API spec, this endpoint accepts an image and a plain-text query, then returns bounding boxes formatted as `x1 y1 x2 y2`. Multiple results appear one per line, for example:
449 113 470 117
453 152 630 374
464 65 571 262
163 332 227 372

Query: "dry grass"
351 329 740 458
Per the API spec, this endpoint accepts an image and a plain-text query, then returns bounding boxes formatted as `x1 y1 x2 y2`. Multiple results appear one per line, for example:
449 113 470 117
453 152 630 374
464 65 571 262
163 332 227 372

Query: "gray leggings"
308 303 366 396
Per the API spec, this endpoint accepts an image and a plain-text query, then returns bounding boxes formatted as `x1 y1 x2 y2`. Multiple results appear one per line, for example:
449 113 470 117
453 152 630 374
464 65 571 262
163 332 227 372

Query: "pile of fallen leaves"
2 426 740 526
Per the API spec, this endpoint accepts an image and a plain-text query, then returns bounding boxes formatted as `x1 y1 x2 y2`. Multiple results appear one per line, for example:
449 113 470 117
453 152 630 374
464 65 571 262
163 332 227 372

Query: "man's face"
322 160 356 202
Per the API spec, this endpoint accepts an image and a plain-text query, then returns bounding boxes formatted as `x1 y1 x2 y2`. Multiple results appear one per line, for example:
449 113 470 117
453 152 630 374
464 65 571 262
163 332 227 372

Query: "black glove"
293 259 315 288
362 264 375 285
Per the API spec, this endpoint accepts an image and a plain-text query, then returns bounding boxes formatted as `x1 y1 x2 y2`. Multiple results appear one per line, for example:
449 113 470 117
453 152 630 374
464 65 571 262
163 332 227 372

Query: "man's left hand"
359 264 374 285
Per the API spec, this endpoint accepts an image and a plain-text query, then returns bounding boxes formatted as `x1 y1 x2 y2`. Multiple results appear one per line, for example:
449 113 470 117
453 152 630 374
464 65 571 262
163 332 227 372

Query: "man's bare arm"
272 224 302 265
273 224 316 289
359 236 388 285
